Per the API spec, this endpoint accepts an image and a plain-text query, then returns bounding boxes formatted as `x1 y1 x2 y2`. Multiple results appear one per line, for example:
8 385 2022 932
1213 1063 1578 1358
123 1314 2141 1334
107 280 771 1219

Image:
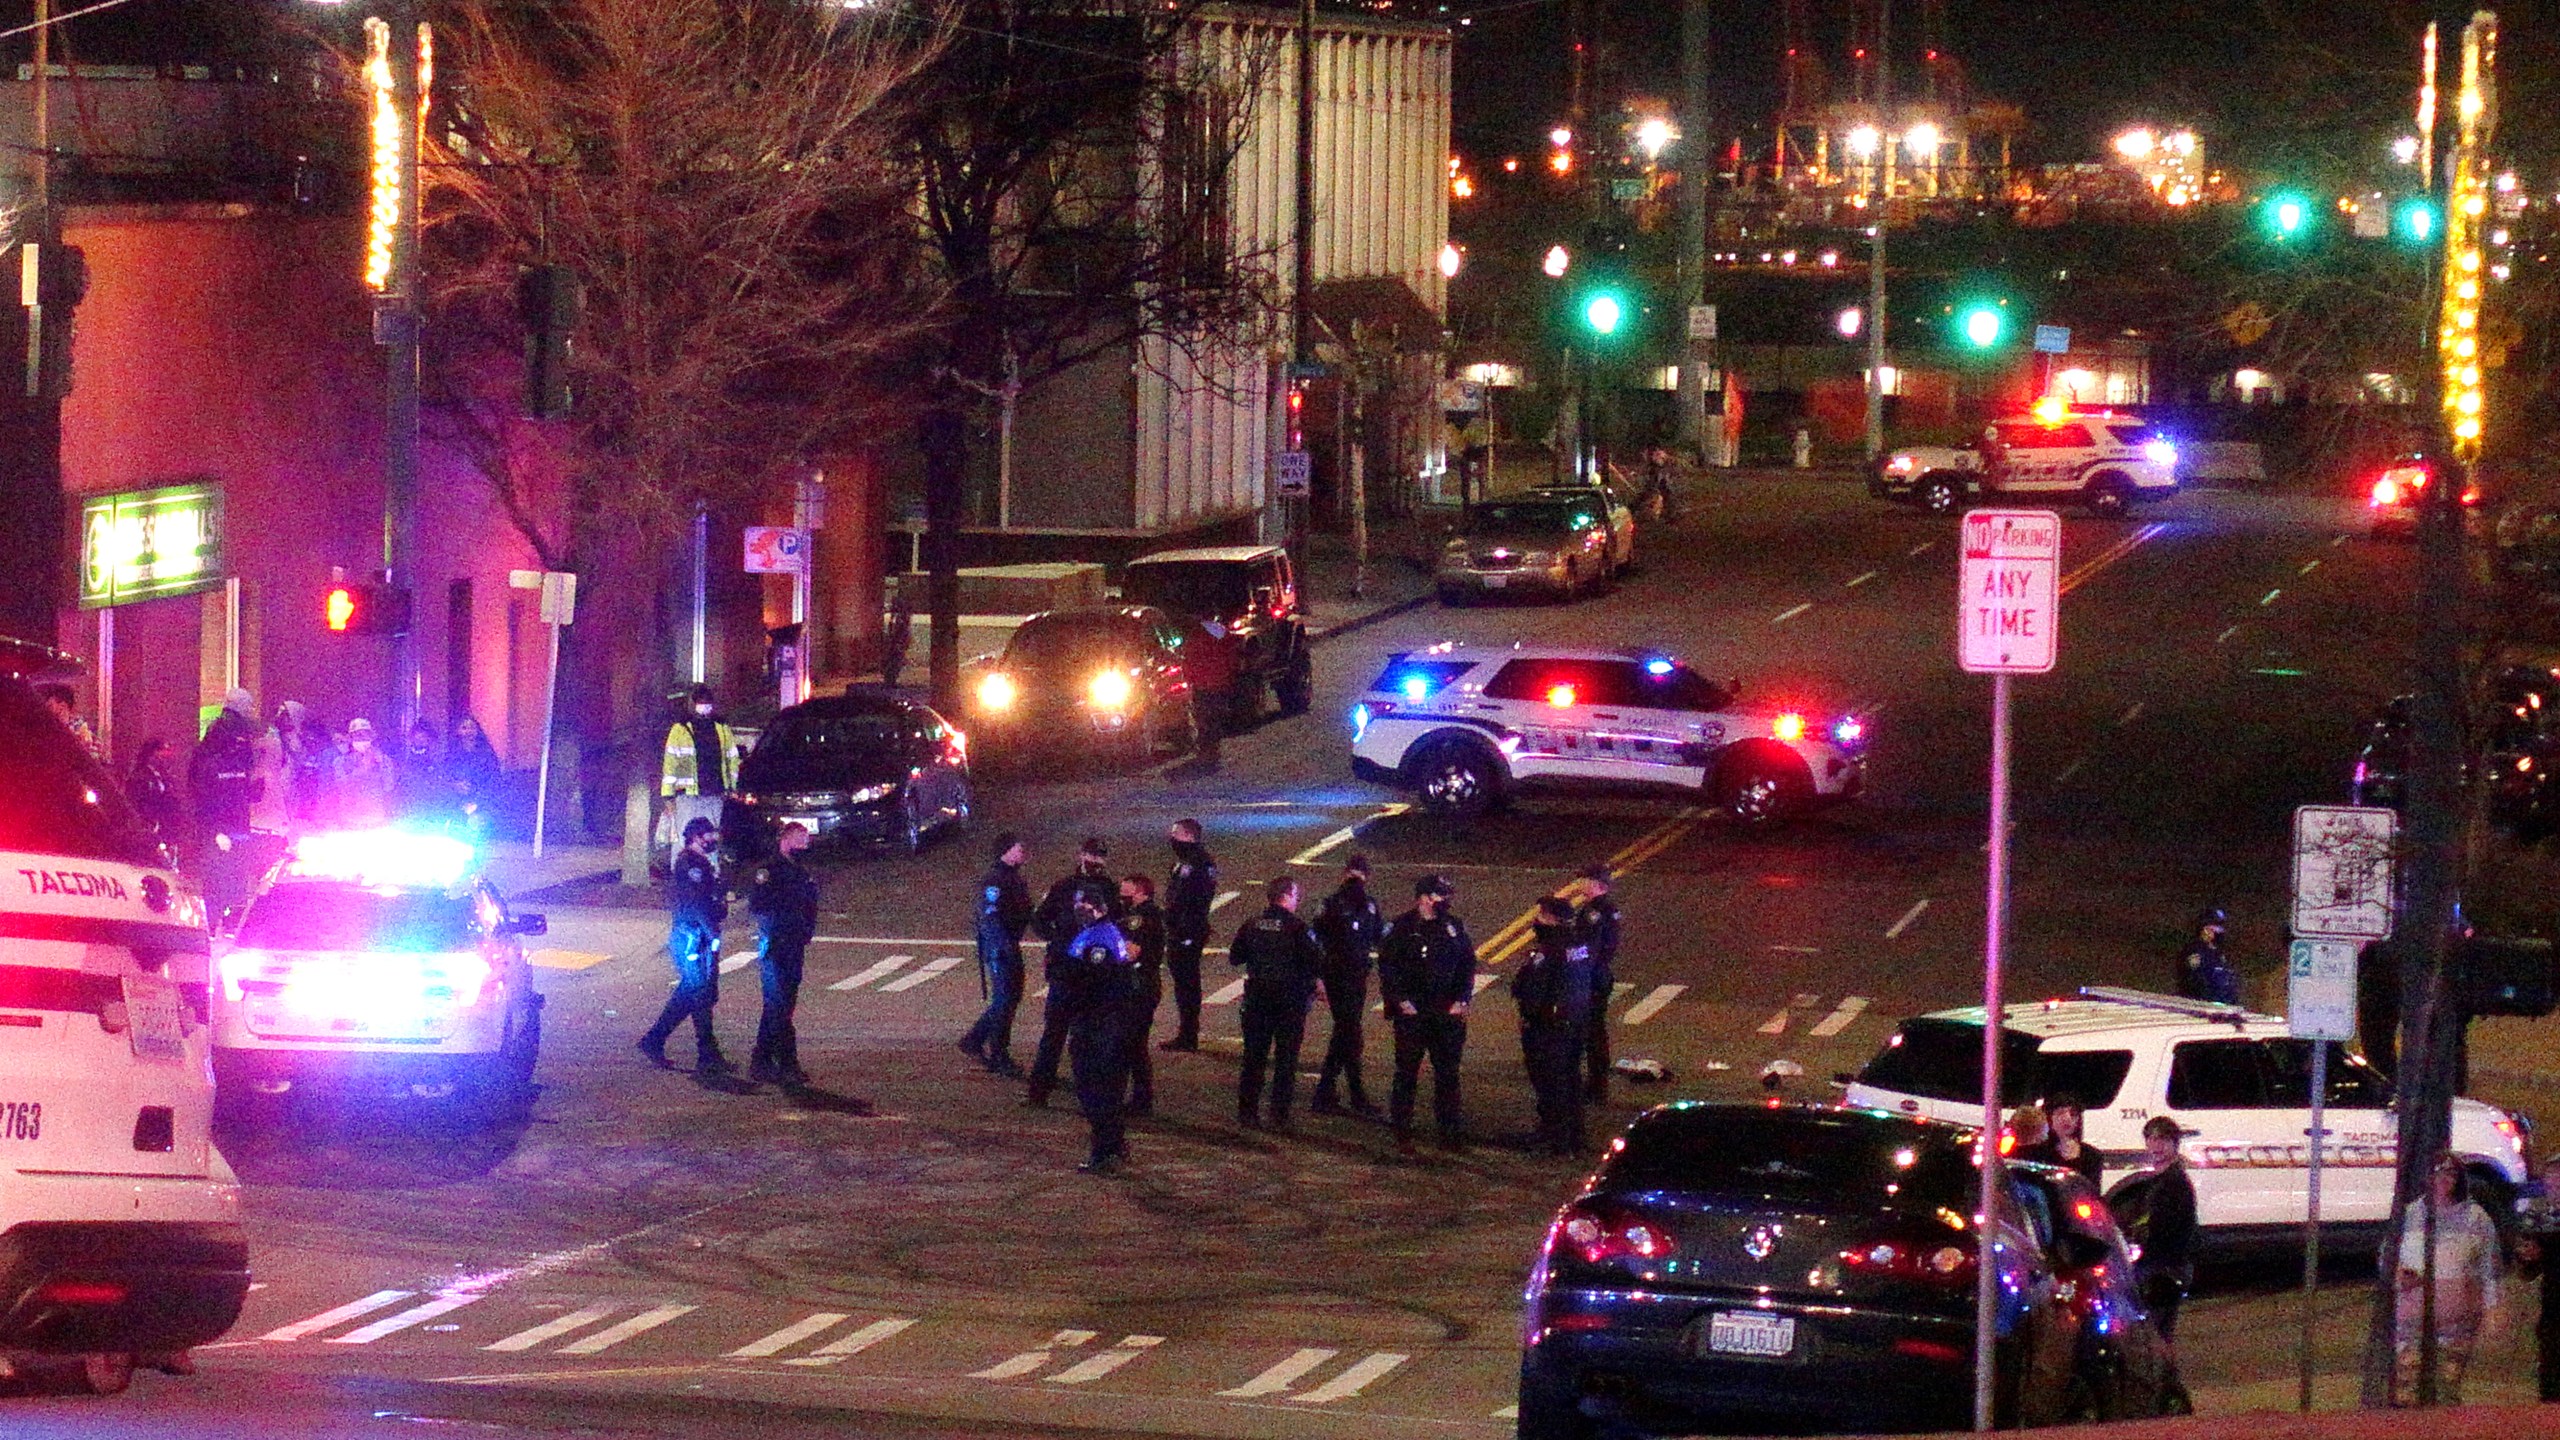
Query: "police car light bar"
2076 986 2255 1028
284 829 476 890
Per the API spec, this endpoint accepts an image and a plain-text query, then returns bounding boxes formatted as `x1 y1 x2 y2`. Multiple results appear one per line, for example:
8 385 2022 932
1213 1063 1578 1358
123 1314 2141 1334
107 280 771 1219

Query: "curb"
1310 592 1435 644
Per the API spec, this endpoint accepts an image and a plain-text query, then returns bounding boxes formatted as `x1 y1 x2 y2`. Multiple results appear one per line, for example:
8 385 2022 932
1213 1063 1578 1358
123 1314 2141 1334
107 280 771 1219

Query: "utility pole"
1862 0 1891 461
0 0 66 650
1675 0 1709 455
374 0 424 732
1285 0 1315 562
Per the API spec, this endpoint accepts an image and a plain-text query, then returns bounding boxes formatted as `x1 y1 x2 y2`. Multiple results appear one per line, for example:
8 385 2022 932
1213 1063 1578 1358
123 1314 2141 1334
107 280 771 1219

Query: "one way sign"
1958 509 2060 674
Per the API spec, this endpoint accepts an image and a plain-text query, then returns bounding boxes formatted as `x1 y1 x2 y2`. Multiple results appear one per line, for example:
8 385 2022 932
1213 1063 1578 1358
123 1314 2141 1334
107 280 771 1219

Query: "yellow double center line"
1476 806 1707 966
2058 522 2167 596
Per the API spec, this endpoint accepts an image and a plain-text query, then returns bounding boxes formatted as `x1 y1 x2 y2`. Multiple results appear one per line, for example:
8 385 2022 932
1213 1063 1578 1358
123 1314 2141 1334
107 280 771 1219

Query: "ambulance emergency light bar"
283 829 476 890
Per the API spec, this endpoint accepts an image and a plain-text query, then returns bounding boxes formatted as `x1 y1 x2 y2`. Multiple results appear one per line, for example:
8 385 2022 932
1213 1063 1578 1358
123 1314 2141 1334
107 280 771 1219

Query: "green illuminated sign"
78 482 225 609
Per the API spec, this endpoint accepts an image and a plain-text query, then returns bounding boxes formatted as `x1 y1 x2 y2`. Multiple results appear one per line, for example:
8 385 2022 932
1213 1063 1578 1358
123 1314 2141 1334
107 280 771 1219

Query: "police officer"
1117 874 1166 1116
1159 819 1219 1052
1513 896 1597 1155
1062 892 1141 1174
1379 875 1478 1154
1310 855 1385 1116
959 833 1034 1076
1572 863 1620 1103
640 816 734 1076
2175 907 2239 1006
745 822 820 1087
1027 837 1118 1105
1232 877 1323 1131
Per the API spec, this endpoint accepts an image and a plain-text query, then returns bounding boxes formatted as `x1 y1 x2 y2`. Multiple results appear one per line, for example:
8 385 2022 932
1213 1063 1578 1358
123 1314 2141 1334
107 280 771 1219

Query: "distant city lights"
1542 244 1570 278
1905 121 1942 157
1634 116 1676 161
2393 134 2422 165
1835 306 1863 338
1438 242 1464 279
1844 124 1881 160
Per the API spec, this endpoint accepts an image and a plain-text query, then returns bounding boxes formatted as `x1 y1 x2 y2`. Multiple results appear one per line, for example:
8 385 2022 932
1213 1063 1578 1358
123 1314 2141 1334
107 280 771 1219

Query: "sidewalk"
478 838 623 901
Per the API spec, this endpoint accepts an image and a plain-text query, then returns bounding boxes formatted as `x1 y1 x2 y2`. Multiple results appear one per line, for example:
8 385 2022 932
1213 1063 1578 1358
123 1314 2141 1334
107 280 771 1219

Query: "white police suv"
1349 644 1867 823
1844 988 2534 1251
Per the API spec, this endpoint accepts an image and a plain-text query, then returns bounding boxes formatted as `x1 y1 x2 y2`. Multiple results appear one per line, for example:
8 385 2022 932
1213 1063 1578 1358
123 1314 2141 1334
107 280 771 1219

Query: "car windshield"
234 883 480 953
1123 562 1251 619
1466 502 1582 535
1602 1107 1974 1208
1006 617 1139 672
761 710 906 756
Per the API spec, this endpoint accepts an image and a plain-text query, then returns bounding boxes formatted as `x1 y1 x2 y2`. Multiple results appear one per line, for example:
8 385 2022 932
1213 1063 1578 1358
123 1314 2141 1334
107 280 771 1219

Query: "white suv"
1348 644 1867 824
1843 988 2533 1251
1875 410 2179 516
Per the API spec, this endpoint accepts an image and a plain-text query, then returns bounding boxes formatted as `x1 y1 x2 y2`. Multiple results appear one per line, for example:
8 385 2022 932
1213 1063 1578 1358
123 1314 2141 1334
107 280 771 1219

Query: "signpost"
1274 451 1313 499
1956 508 2059 1430
508 569 577 858
2032 323 2072 355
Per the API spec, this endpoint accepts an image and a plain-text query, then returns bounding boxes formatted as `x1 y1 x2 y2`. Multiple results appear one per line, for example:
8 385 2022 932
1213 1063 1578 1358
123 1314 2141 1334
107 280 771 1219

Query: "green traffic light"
2265 189 2313 240
2397 196 2438 244
1582 292 1625 336
1958 304 2005 349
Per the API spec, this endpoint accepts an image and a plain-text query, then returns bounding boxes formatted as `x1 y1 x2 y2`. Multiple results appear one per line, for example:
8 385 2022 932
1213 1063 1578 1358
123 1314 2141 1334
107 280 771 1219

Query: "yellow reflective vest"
661 718 740 796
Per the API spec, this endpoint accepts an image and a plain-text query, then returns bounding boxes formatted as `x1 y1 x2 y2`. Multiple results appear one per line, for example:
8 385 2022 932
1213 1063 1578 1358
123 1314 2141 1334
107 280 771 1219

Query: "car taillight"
947 728 968 763
1550 1203 1676 1267
1839 1238 1975 1287
2371 476 2401 507
34 1280 127 1307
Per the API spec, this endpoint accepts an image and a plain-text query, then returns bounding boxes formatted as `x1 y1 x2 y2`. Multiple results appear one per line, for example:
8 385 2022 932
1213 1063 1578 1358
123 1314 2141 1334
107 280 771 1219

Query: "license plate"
1481 574 1509 588
122 973 187 1063
1705 1311 1796 1359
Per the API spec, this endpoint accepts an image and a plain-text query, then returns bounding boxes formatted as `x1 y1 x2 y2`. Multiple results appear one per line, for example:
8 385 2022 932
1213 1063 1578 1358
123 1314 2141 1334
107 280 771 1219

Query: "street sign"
2288 938 2360 1041
1285 361 1334 381
79 483 224 609
1274 451 1313 498
2032 324 2072 355
1686 304 1718 341
743 526 809 574
1436 379 1486 413
1957 509 2061 674
2291 804 2397 939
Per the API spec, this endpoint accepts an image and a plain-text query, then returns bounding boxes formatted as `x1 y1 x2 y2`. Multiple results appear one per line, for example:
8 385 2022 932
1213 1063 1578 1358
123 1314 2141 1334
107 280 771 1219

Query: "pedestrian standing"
1572 863 1620 1102
392 719 450 823
1379 875 1478 1154
1231 877 1322 1131
276 701 325 827
1310 855 1384 1116
127 739 186 845
747 822 819 1088
1026 837 1118 1105
2515 1155 2560 1401
189 688 264 920
880 587 914 687
1158 819 1218 1051
1513 896 1596 1155
2117 1116 2199 1342
2019 1093 2105 1187
1180 624 1237 769
660 685 741 865
639 816 735 1076
1064 892 1141 1173
958 833 1034 1076
1117 874 1165 1115
445 715 504 841
2392 1151 2505 1405
334 718 396 827
2173 907 2239 1005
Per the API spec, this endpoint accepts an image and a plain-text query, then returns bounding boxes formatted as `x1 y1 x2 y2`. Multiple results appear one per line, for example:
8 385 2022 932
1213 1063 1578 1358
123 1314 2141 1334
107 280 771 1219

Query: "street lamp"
1958 302 2006 349
1904 121 1941 157
2113 127 2157 162
1438 242 1463 279
1634 117 1675 162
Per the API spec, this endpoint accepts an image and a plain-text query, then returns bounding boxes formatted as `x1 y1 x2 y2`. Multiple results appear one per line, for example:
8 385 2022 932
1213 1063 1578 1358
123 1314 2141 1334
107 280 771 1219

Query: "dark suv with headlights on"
1119 545 1313 723
968 606 1198 767
724 690 972 857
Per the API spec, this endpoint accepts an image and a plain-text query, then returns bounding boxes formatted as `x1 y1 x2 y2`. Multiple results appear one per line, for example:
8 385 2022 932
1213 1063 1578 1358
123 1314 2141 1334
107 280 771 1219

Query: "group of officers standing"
955 821 1623 1172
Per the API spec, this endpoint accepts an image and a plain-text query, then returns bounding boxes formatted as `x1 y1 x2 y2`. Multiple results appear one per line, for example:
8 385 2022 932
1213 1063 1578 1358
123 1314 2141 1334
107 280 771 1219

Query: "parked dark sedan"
1516 1103 2180 1437
968 605 1198 766
722 689 971 857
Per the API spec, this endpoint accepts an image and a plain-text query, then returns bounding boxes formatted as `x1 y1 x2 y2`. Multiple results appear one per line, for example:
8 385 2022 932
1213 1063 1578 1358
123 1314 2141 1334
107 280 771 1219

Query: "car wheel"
1719 760 1804 829
2087 475 2134 517
1412 738 1502 820
1515 1356 1597 1440
1276 651 1314 717
80 1352 136 1397
1919 475 1961 514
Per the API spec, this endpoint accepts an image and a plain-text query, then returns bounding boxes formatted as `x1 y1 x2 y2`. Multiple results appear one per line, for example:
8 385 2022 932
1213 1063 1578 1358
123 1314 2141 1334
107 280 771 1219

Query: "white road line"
1884 898 1931 940
2259 588 2282 607
1287 804 1409 867
1046 1334 1164 1384
1771 602 1814 625
828 955 914 991
1204 977 1247 1007
554 1303 696 1355
1909 541 1936 557
1221 1347 1340 1398
329 1293 479 1345
1473 973 1502 995
1755 1008 1790 1035
1619 984 1685 1025
261 1289 414 1343
2054 758 2087 784
1768 944 1821 954
2333 533 2351 547
1210 891 1242 912
727 1312 852 1358
1609 982 1636 1006
719 951 756 975
1844 570 1878 588
1288 1351 1409 1404
1494 1405 1521 1419
877 955 966 993
2215 625 2240 645
484 1302 620 1353
972 1329 1097 1381
1809 996 1871 1038
783 1316 916 1367
2299 558 2322 575
2116 702 2144 727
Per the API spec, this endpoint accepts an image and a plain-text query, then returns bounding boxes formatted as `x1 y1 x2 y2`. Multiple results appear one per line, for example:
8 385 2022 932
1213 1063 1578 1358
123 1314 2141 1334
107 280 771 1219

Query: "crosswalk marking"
1619 984 1685 1026
554 1302 696 1355
877 955 966 993
484 1302 619 1353
1220 1347 1339 1398
726 1311 851 1358
782 1316 916 1367
1210 891 1242 912
329 1293 478 1345
1884 897 1932 940
1288 1350 1408 1403
719 950 757 975
972 1328 1097 1380
829 955 914 991
1493 1403 1520 1419
1046 1334 1163 1384
1756 1007 1790 1035
261 1289 414 1343
1809 995 1870 1038
1204 978 1247 1007
1473 973 1501 996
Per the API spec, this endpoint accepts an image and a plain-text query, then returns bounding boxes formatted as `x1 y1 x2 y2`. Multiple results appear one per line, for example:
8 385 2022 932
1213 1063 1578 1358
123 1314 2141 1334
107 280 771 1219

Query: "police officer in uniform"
2175 907 2239 1005
1310 855 1384 1116
1159 819 1219 1052
640 816 734 1076
1572 863 1620 1103
1379 876 1478 1153
960 833 1034 1076
1232 877 1323 1131
1027 837 1118 1105
747 821 819 1088
1513 896 1597 1155
1062 892 1141 1173
1116 874 1165 1115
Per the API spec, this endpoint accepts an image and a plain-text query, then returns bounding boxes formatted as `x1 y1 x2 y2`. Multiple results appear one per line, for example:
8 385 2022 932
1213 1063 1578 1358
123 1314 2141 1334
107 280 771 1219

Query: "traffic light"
1284 377 1307 450
1956 301 2006 349
2263 189 2314 241
1580 289 1628 338
2395 196 2439 245
323 581 411 636
516 263 582 420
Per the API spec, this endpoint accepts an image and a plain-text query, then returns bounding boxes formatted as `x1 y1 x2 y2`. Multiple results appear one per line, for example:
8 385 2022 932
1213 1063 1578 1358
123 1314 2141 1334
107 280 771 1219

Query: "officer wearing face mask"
1512 895 1597 1155
1026 837 1118 1106
660 685 741 869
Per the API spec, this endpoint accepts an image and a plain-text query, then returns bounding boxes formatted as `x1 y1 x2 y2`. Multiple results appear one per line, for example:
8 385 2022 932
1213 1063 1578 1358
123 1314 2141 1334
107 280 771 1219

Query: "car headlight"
1089 669 1134 710
977 671 1018 712
1886 455 1917 475
846 784 895 806
2144 439 2178 469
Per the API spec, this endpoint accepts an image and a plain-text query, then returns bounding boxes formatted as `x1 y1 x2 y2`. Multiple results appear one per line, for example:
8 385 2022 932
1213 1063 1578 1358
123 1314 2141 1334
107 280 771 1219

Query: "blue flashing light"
1400 674 1431 702
1351 702 1372 741
1644 658 1674 676
284 828 476 890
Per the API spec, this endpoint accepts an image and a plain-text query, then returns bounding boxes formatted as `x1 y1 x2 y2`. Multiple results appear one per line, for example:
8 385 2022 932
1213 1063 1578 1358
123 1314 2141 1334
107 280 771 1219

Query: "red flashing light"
35 1279 127 1307
1546 683 1578 708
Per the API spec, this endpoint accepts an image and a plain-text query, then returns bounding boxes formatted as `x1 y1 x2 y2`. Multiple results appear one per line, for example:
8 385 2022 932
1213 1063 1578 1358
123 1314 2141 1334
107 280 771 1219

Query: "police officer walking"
2174 907 2239 1006
1159 819 1219 1052
746 822 819 1089
640 816 734 1076
1116 874 1165 1115
1062 892 1141 1174
1379 876 1478 1154
1310 855 1384 1116
959 833 1034 1076
1571 864 1620 1102
1027 837 1118 1105
1232 877 1323 1131
1513 896 1597 1155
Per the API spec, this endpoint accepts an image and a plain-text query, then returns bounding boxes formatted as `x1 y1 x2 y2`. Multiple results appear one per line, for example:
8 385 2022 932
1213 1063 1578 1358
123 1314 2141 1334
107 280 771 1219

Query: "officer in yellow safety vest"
661 685 742 861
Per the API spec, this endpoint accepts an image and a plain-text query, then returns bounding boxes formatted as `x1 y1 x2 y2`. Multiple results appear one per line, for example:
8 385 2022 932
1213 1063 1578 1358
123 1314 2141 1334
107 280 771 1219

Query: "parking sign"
1957 510 2061 674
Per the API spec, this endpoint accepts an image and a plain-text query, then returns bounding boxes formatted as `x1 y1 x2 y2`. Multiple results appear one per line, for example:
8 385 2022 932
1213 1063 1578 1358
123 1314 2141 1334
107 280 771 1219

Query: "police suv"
1844 988 2534 1251
212 829 545 1125
0 653 246 1393
1349 644 1867 824
1874 406 2179 516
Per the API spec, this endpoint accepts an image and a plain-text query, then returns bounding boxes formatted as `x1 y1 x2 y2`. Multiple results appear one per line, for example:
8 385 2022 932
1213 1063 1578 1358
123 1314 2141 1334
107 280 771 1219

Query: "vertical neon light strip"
363 16 399 292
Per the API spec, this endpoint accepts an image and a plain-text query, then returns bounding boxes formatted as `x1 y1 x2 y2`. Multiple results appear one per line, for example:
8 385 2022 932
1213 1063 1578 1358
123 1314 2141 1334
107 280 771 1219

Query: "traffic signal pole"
382 0 423 734
1675 0 1709 455
1862 1 1891 462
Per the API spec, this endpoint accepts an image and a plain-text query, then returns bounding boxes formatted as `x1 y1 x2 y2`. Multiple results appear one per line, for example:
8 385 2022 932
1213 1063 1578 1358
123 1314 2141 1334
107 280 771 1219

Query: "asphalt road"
65 475 2488 1435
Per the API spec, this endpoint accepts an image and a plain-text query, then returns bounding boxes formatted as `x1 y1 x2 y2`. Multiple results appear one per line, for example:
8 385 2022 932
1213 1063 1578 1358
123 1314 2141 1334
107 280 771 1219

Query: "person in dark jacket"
2174 907 2239 1006
127 738 186 845
1572 863 1620 1102
1159 819 1219 1051
391 719 451 822
640 816 733 1076
1513 896 1597 1155
2515 1155 2560 1401
1026 837 1118 1105
1116 875 1166 1115
1379 875 1478 1153
1231 877 1323 1130
2116 1115 2200 1341
747 822 820 1088
445 715 504 840
2017 1091 2106 1187
959 834 1035 1076
189 688 264 921
1064 892 1141 1173
1310 855 1384 1116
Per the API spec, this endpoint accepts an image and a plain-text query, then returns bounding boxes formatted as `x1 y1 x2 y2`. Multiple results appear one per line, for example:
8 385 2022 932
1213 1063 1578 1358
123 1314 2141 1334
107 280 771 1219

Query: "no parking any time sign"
1957 509 2061 674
